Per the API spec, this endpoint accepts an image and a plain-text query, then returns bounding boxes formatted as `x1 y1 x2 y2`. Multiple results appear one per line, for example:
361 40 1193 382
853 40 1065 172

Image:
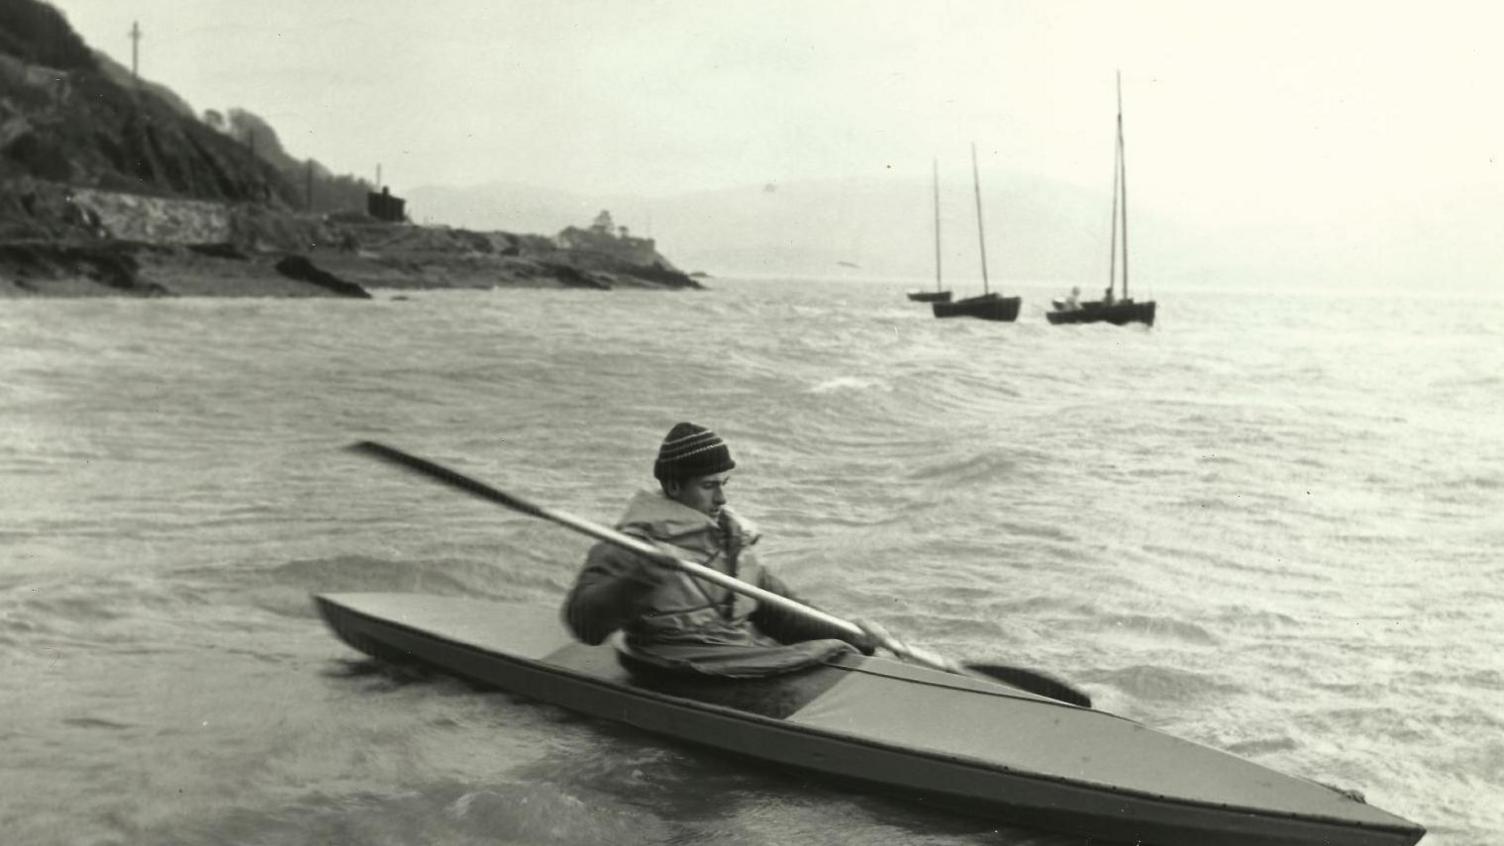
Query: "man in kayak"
562 422 879 677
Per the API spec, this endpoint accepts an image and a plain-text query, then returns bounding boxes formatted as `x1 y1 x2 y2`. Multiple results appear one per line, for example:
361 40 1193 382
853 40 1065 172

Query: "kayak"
313 592 1425 846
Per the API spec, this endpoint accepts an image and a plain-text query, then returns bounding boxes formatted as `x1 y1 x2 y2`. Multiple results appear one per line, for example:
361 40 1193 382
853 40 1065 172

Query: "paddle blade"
963 664 1092 708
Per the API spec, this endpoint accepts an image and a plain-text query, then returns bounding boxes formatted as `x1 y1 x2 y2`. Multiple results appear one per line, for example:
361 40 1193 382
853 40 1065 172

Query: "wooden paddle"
348 440 1092 708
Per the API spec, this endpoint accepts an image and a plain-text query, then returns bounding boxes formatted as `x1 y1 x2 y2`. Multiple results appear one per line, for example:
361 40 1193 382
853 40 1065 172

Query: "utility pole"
375 164 382 190
129 21 141 81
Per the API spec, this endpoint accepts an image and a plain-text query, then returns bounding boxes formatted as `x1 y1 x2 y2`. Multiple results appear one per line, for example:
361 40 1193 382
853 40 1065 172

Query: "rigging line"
932 157 943 292
1117 71 1130 300
970 142 990 295
1108 124 1120 297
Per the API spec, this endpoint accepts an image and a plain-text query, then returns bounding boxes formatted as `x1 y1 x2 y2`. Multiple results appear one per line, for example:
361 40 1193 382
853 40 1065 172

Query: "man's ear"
660 479 680 497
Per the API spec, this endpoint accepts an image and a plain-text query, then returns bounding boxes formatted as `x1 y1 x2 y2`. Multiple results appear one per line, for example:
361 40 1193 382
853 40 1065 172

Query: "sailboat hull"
933 293 1020 322
1047 299 1155 327
907 290 953 303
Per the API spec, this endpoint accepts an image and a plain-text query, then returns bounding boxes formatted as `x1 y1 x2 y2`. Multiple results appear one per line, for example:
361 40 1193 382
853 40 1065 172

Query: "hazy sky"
53 1 1504 232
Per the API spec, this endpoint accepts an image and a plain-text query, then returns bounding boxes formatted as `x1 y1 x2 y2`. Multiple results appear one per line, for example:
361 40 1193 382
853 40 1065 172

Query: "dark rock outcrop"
273 254 370 298
0 240 165 295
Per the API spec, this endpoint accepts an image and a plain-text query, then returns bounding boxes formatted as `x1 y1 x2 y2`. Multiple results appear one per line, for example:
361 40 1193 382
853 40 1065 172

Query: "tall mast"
970 142 991 295
1117 72 1129 300
1107 115 1120 298
932 158 943 293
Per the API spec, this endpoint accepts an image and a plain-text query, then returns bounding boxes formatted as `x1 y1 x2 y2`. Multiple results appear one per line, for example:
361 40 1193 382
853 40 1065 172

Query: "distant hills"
408 174 1186 289
408 169 1504 295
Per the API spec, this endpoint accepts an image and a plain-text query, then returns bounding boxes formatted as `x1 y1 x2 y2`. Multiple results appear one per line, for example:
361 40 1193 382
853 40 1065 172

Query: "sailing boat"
933 143 1021 321
1049 73 1156 327
906 159 952 303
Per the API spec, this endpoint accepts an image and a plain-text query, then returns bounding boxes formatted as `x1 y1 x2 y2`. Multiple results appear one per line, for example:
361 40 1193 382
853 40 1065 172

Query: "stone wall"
72 188 232 244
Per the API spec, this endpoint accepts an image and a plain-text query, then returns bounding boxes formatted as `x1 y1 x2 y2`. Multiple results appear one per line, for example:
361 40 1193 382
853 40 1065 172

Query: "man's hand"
853 619 963 673
850 617 895 656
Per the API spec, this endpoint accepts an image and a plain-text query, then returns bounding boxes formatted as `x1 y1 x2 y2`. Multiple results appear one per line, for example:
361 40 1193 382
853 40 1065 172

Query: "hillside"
0 3 292 209
0 0 698 296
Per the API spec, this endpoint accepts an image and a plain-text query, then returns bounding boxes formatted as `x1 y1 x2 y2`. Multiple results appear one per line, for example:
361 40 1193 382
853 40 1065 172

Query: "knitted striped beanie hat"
653 422 736 483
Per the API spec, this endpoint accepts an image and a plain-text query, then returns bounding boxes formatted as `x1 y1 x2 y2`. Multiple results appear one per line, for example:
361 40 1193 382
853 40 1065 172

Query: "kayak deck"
314 592 1424 846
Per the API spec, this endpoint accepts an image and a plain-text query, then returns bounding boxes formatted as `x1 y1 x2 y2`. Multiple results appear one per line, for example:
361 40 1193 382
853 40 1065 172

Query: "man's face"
668 472 731 519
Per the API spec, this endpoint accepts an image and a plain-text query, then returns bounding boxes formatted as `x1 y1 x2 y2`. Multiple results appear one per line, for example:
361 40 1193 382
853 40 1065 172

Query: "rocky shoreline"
0 187 704 298
0 233 705 299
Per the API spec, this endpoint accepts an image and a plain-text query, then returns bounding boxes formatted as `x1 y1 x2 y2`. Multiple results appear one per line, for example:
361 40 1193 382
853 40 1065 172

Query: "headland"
0 1 699 298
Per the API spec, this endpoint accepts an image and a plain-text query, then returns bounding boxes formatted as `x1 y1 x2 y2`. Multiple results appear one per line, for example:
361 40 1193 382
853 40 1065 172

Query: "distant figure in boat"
1045 74 1156 328
562 422 879 677
1063 286 1082 310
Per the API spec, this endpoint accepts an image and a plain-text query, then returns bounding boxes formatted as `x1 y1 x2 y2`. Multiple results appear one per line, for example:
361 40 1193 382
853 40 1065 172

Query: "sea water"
0 279 1498 845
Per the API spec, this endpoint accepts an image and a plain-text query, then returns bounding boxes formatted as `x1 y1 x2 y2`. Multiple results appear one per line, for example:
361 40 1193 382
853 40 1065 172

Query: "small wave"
1210 604 1300 631
1096 613 1221 646
0 574 201 634
1460 667 1503 690
15 595 127 623
1095 664 1236 702
908 450 1019 484
448 782 672 844
320 657 448 692
138 783 672 846
1441 473 1503 491
807 376 890 394
1174 496 1239 512
267 554 559 601
1224 735 1299 756
61 716 135 731
271 555 476 594
993 519 1075 543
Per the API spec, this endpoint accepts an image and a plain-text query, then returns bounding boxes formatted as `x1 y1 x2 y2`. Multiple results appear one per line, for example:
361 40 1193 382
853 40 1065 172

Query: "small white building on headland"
554 210 660 265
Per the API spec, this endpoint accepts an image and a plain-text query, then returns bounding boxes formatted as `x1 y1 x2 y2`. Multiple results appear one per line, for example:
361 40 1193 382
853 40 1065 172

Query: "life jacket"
608 490 853 677
613 490 765 645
